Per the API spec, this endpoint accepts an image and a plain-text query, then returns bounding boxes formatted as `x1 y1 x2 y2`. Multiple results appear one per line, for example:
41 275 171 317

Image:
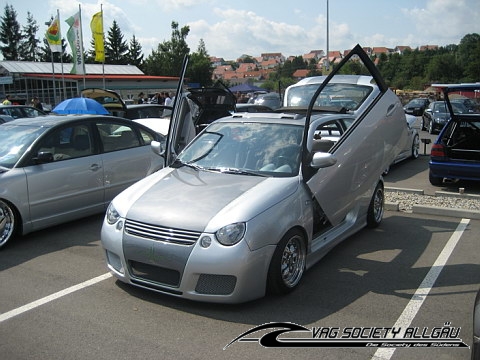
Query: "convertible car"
100 45 409 303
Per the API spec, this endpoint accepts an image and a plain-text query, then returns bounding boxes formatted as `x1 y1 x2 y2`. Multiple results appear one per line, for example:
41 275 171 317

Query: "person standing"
164 92 172 106
2 95 12 105
32 97 43 110
137 92 145 104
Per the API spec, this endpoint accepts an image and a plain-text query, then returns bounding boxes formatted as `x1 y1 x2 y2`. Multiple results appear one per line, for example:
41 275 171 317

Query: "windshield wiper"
207 167 265 177
171 159 204 171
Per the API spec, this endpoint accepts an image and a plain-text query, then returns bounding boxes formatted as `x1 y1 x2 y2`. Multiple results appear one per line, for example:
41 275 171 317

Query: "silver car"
0 115 164 249
100 45 409 303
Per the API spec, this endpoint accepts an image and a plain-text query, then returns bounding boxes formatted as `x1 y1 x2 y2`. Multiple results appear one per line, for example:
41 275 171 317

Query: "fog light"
200 236 212 248
116 220 124 231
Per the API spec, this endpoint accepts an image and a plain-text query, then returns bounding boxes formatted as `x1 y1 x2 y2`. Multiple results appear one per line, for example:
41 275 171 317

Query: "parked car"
474 287 480 360
383 114 420 175
125 104 172 120
0 105 48 119
0 114 14 123
403 98 430 116
0 115 164 249
100 45 409 303
429 84 480 186
234 103 274 113
252 92 282 109
422 101 467 134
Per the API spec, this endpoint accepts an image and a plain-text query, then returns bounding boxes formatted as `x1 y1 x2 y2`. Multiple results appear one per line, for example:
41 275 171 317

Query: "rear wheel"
267 229 306 295
0 200 17 249
367 182 384 228
411 134 420 159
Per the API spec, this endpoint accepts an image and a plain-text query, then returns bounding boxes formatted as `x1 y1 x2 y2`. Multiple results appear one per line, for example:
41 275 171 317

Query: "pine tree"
19 12 40 61
0 4 23 60
126 34 144 68
104 20 128 65
188 39 213 87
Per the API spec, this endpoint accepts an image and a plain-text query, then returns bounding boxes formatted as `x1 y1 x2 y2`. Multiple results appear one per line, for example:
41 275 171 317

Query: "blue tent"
228 83 265 93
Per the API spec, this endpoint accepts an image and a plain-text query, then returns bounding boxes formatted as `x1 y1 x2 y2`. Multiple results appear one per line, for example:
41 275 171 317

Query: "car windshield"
176 122 304 177
285 82 370 110
0 124 46 168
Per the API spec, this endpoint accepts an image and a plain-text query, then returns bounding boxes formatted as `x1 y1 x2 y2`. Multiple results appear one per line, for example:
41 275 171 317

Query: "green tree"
187 39 213 87
19 12 40 61
0 4 22 60
143 21 190 76
457 33 480 82
104 20 128 64
126 35 144 68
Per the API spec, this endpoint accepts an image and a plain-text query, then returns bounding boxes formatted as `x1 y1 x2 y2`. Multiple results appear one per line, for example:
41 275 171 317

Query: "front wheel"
367 182 384 228
0 200 17 249
267 229 306 295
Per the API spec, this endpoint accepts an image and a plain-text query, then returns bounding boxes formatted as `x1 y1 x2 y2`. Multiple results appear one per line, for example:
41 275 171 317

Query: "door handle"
386 103 396 117
89 163 102 171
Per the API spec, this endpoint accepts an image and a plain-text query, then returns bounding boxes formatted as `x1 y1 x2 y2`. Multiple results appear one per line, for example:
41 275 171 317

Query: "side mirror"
33 151 54 164
150 140 165 156
311 152 337 168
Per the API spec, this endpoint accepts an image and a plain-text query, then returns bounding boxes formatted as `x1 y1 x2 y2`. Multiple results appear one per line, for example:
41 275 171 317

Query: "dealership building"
0 60 179 108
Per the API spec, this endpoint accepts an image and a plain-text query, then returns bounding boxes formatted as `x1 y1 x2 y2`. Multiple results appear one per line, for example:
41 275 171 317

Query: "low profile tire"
267 229 306 295
367 182 384 228
429 171 443 186
0 199 17 249
411 134 420 159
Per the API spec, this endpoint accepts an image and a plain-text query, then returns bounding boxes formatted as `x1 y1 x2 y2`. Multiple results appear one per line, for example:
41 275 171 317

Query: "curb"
412 205 480 220
385 186 480 219
385 187 424 195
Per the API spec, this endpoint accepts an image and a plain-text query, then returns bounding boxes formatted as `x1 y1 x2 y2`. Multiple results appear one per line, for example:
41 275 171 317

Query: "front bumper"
100 217 276 303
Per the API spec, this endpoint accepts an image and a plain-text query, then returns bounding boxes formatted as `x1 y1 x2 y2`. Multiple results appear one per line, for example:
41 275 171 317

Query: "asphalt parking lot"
1 118 479 360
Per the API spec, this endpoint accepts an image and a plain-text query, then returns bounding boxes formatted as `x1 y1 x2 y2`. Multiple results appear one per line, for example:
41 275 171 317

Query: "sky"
7 0 480 61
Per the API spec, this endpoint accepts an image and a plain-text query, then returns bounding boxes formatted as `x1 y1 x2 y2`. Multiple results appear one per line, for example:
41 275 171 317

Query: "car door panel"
24 155 104 229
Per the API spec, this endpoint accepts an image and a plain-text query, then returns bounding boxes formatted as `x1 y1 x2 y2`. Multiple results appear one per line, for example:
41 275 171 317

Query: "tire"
367 182 384 228
429 171 443 186
267 229 306 295
0 199 17 249
411 134 420 159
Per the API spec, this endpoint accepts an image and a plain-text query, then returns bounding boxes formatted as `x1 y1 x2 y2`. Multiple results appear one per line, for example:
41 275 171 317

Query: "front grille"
125 219 201 245
195 274 237 295
129 260 180 286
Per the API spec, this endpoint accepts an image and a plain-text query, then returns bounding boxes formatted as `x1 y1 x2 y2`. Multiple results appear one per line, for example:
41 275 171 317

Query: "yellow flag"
46 14 62 53
90 11 105 62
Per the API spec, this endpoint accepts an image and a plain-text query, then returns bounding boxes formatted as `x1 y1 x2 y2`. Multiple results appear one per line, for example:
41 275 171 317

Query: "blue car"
429 84 480 186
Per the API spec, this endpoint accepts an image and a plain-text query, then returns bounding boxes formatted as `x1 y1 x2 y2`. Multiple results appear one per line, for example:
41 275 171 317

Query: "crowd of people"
136 91 175 106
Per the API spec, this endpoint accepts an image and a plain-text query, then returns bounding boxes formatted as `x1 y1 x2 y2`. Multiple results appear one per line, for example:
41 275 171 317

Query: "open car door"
304 44 409 227
164 57 236 166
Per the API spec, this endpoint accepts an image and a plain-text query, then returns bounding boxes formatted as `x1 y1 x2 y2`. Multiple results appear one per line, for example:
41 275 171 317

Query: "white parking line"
0 272 112 323
371 218 470 360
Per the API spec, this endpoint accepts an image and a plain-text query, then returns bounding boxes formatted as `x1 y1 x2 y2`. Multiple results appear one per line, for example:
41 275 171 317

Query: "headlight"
215 223 246 246
106 203 121 225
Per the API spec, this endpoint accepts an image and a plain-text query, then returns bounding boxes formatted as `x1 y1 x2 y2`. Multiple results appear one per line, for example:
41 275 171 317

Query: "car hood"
122 166 299 233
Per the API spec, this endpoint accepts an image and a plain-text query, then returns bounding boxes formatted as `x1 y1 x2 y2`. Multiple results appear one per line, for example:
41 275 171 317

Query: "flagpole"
101 4 105 90
58 9 66 100
50 49 57 106
79 4 86 89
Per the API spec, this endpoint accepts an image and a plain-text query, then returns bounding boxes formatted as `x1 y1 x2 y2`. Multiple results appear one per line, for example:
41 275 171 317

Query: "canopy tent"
228 83 265 93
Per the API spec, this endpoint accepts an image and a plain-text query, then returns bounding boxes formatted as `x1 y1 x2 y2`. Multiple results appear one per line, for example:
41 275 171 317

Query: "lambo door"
305 45 408 226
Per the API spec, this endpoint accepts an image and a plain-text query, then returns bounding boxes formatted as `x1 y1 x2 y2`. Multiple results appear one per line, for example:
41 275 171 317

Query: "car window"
4 107 24 119
37 124 94 161
22 107 45 117
0 124 45 168
139 128 155 145
97 122 141 152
